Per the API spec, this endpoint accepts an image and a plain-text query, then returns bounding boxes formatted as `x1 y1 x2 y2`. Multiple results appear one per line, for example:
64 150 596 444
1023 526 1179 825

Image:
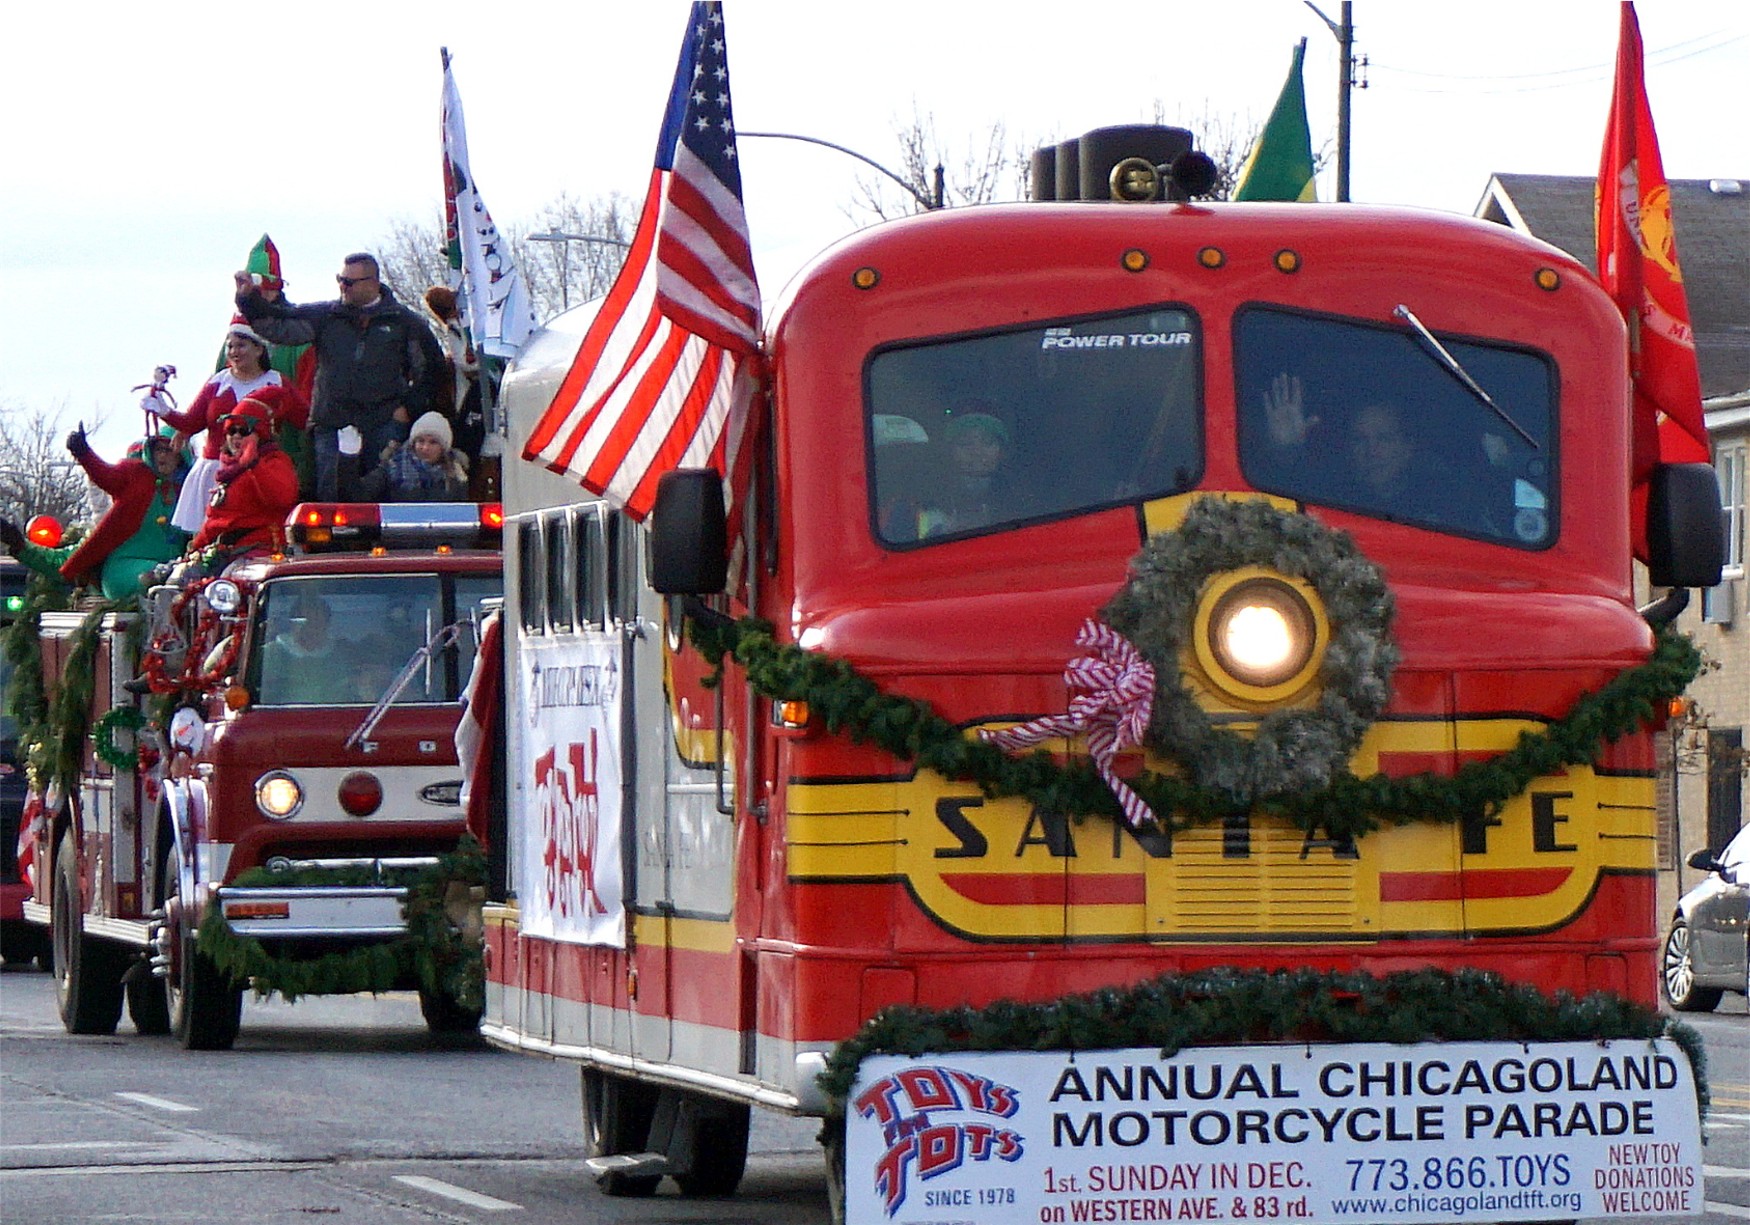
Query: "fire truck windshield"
246 573 497 707
1236 306 1558 547
868 306 1202 545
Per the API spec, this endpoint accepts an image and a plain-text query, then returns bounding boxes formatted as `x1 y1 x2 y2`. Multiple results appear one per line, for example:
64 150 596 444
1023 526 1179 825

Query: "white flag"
441 49 535 359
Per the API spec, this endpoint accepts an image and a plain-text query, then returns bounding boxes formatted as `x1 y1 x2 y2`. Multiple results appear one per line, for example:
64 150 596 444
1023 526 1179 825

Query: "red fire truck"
20 502 501 1048
480 125 1721 1212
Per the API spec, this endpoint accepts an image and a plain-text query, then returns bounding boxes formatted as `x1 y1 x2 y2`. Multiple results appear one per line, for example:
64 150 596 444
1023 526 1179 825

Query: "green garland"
687 614 1700 842
817 967 1709 1123
196 835 486 1007
91 706 146 771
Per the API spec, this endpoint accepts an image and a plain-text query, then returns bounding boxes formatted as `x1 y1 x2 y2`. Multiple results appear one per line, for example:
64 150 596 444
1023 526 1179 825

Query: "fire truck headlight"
255 771 303 820
204 580 243 615
1203 576 1320 693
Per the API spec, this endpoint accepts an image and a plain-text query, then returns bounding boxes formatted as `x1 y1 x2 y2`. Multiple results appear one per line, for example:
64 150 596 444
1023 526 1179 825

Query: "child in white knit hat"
351 411 469 501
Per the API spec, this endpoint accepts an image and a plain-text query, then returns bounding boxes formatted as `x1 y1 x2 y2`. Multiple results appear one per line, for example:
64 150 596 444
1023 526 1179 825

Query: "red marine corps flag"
1597 1 1711 502
522 1 761 520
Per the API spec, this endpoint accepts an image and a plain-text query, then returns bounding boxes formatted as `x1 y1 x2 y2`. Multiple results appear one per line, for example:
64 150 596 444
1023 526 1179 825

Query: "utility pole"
1305 1 1365 202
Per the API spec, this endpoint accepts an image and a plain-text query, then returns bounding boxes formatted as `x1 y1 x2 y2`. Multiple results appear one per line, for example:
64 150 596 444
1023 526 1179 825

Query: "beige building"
1475 174 1748 922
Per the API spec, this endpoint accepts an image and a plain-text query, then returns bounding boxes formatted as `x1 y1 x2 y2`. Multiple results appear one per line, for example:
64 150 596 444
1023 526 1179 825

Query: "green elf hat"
246 234 283 289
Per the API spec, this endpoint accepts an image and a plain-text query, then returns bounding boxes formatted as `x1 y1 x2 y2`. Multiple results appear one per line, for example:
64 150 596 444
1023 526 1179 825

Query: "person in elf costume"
0 426 190 601
220 235 316 495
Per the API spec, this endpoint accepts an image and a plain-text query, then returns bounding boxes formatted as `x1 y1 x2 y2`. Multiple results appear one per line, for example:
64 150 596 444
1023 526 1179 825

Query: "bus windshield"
868 306 1202 545
247 574 491 708
1236 306 1558 547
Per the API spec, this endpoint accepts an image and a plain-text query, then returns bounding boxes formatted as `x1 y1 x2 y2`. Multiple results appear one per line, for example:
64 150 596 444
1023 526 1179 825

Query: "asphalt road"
1 964 1744 1225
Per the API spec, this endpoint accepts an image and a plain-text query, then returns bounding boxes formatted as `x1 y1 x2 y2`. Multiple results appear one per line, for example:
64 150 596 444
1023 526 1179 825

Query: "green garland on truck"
195 836 486 1008
816 967 1710 1123
687 614 1699 843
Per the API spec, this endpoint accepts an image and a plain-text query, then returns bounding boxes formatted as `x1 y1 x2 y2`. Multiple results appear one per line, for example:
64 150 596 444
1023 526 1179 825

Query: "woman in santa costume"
161 319 307 533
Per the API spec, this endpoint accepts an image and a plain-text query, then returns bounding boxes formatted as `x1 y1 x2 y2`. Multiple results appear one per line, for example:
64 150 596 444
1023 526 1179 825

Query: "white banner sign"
516 635 624 947
846 1040 1702 1225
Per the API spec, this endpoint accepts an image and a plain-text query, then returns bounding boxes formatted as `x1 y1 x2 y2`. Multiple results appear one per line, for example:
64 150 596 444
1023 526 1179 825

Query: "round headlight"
1207 578 1317 689
204 579 243 615
254 771 303 820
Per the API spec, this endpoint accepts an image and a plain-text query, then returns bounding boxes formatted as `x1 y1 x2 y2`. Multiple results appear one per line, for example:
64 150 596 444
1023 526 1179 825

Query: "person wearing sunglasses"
233 251 445 501
186 398 301 557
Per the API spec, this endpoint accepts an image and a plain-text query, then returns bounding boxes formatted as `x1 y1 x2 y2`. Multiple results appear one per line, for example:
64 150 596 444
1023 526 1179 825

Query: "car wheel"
1661 920 1723 1012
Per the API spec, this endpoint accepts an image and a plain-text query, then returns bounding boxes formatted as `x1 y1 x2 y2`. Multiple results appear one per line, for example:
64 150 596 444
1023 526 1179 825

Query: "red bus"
482 125 1720 1209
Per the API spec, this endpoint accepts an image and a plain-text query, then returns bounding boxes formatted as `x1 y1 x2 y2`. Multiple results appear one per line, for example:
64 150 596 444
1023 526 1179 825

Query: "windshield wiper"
1393 304 1538 448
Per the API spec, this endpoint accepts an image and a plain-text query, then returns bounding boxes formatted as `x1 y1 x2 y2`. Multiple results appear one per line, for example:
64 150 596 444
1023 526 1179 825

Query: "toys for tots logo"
853 1066 1025 1216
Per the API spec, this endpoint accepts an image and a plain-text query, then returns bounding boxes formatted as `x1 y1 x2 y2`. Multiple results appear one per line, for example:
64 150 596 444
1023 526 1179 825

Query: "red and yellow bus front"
748 199 1655 1068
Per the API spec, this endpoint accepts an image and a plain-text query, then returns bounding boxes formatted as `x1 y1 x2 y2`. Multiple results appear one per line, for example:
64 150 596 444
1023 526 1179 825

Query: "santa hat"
409 411 454 450
226 315 270 349
246 233 283 288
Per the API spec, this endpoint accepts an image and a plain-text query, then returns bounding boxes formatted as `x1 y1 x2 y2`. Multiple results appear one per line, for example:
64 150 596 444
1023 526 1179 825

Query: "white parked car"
1661 823 1750 1011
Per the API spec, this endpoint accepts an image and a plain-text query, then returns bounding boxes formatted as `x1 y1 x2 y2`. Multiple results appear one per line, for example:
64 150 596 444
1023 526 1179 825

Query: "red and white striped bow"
980 618 1158 828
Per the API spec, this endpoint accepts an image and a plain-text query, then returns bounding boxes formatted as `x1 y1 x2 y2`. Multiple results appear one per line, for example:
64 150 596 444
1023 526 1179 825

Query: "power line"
1368 30 1744 95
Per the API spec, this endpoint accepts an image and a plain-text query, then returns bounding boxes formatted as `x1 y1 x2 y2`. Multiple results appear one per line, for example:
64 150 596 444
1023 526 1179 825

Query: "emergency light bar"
287 502 503 552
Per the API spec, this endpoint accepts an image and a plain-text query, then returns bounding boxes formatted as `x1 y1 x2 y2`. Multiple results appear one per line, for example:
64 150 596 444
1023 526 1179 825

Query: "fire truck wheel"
417 985 483 1034
159 851 243 1050
582 1068 661 1197
126 964 172 1035
51 829 125 1035
671 1095 749 1198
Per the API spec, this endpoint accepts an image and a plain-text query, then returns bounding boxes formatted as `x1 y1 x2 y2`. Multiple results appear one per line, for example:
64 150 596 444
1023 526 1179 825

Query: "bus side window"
546 510 576 634
517 520 544 636
574 506 609 631
607 509 641 626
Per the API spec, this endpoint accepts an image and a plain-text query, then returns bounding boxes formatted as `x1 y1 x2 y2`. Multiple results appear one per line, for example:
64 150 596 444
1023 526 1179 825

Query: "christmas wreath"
1101 497 1396 805
92 705 147 771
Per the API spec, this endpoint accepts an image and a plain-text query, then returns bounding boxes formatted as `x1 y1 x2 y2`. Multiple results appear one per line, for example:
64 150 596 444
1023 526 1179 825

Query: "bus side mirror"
1645 462 1725 589
649 468 729 595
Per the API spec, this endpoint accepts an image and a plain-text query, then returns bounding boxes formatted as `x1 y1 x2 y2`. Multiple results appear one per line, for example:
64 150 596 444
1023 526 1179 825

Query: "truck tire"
417 984 483 1035
671 1094 750 1197
159 848 242 1050
51 829 125 1035
582 1068 661 1197
126 966 171 1035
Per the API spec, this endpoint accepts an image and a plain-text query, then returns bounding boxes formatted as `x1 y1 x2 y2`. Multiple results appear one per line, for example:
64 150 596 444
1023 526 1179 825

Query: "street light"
525 231 634 311
740 131 944 212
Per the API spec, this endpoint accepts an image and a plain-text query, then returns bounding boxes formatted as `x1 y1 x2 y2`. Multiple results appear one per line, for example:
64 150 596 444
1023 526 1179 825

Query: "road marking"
1706 1165 1750 1180
393 1175 520 1212
1705 1202 1750 1221
113 1092 198 1113
0 1141 154 1153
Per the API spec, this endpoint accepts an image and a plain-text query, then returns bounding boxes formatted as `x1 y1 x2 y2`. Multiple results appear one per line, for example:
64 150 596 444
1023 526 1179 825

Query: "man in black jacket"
234 252 445 500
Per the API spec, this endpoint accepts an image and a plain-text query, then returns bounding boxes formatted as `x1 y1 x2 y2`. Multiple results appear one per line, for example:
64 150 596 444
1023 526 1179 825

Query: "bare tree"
372 192 635 328
0 403 98 529
845 107 1032 223
519 191 637 318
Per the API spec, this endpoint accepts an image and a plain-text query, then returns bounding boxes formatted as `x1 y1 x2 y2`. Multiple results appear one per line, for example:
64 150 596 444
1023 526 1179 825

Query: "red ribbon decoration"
980 618 1158 829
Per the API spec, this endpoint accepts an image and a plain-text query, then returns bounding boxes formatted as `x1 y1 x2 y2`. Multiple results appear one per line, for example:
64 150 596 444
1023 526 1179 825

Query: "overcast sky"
4 1 1745 458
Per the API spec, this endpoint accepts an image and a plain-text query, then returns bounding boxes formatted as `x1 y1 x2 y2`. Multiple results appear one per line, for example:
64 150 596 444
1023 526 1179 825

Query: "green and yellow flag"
1233 39 1317 202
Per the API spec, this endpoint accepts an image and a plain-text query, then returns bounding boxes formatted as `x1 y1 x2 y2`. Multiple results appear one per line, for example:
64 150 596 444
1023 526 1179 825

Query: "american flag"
522 2 761 520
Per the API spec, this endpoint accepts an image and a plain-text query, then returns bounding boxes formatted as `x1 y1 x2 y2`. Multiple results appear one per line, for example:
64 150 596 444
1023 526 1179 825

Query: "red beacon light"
26 515 63 548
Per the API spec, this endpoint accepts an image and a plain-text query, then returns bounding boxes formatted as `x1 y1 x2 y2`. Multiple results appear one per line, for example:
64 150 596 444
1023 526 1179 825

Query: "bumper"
214 885 411 938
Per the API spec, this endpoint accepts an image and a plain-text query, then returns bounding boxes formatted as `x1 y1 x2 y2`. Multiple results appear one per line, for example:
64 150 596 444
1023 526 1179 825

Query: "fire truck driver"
259 592 341 705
